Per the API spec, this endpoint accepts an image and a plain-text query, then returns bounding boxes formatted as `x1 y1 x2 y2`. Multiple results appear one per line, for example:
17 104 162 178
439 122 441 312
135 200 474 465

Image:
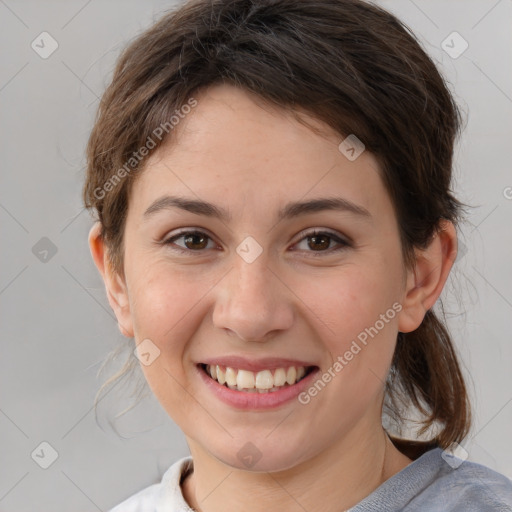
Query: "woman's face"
108 83 415 471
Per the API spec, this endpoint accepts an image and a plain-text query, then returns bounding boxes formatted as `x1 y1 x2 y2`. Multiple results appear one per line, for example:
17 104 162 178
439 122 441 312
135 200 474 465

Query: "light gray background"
1 0 511 510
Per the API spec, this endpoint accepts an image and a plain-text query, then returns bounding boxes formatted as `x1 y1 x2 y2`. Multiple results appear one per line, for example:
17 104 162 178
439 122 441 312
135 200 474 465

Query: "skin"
89 83 458 512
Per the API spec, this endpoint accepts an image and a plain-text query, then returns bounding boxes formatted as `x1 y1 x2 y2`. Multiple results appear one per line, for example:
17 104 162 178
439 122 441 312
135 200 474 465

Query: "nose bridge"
212 248 293 342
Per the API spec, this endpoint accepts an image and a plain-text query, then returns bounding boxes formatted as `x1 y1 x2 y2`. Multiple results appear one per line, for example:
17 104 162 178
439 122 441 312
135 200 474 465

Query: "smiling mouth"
199 363 316 393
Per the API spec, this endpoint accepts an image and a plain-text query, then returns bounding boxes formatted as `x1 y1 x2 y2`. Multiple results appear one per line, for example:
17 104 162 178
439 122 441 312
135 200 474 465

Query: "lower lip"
196 364 320 410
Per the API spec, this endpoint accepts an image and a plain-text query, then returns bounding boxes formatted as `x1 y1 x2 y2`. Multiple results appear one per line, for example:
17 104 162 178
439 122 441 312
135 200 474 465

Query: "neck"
181 423 412 512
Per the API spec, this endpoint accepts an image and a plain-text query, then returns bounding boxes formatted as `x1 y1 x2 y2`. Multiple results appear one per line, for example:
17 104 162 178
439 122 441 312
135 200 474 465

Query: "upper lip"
199 356 317 372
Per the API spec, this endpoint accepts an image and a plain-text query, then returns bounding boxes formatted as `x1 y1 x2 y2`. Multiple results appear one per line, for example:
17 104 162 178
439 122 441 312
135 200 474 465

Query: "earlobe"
88 222 134 338
397 220 457 334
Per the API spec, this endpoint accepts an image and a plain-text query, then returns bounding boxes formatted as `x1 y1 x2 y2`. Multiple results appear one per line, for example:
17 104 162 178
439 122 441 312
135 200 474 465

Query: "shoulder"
350 446 512 512
409 448 512 511
107 456 194 512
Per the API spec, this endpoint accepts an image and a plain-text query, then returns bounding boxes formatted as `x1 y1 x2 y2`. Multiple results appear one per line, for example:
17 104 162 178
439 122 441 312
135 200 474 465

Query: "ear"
397 219 457 333
88 222 134 338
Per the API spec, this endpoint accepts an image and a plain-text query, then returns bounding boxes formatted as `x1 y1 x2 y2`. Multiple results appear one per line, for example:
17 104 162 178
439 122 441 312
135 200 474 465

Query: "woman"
84 0 512 510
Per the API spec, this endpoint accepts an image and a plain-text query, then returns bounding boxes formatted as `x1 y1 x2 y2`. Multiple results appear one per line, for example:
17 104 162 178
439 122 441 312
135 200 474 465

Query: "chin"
206 436 315 473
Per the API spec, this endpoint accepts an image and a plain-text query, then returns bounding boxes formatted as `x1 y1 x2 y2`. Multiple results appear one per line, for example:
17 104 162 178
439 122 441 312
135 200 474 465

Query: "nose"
212 253 294 342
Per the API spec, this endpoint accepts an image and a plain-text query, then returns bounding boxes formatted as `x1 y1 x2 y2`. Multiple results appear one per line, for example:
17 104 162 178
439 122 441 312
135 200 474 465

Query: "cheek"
294 265 399 344
129 266 210 420
128 263 208 346
291 264 400 408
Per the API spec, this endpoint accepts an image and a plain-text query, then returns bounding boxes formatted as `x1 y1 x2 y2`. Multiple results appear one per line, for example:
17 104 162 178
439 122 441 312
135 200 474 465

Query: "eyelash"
162 228 350 256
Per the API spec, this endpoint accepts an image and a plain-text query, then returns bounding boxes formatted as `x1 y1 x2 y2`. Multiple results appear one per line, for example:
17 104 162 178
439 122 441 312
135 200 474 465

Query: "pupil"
185 233 207 250
309 234 329 251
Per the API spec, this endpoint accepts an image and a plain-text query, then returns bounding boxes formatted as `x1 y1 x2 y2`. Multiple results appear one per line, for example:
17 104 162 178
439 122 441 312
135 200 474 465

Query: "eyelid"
163 226 351 255
290 228 351 256
293 227 351 246
162 227 219 251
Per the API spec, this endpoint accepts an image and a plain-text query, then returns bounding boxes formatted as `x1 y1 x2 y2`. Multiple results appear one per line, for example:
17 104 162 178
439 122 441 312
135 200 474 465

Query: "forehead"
127 84 389 222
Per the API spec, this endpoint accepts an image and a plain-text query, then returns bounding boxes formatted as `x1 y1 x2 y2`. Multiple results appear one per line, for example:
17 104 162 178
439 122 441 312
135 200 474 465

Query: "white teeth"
237 369 255 390
286 366 297 385
204 364 310 392
216 365 226 385
225 367 237 387
255 369 273 389
273 368 287 387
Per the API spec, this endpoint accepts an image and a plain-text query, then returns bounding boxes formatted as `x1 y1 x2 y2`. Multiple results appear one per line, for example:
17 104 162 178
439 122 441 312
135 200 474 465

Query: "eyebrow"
143 195 372 222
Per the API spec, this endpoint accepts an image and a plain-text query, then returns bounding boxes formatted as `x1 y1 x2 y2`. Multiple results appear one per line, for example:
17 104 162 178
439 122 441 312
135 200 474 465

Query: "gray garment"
348 447 512 511
109 448 512 511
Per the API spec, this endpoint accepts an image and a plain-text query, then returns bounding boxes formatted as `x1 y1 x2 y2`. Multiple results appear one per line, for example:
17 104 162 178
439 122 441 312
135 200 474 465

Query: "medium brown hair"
83 0 471 449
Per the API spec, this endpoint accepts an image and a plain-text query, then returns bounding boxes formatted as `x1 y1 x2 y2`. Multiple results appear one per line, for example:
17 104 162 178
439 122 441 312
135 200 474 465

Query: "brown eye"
164 230 215 252
307 233 331 251
183 232 209 250
294 229 350 255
